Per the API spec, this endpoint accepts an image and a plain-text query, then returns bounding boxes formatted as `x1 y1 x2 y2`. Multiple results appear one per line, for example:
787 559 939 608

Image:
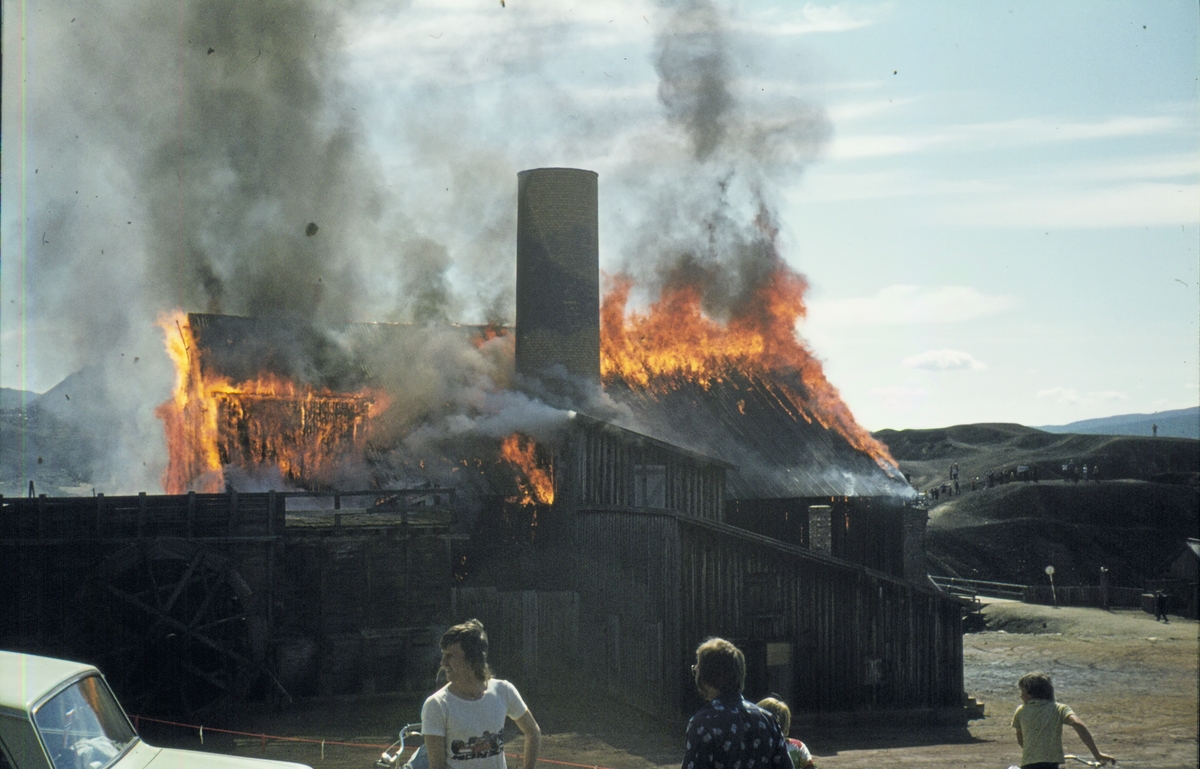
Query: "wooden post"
95 493 104 534
522 591 538 686
228 489 239 535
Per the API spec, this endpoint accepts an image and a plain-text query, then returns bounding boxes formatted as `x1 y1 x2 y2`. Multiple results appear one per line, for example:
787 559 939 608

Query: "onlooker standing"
422 619 541 769
1012 672 1114 768
1154 590 1170 622
683 638 791 769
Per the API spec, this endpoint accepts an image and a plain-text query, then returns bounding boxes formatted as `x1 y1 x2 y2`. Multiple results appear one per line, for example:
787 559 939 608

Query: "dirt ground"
167 601 1196 769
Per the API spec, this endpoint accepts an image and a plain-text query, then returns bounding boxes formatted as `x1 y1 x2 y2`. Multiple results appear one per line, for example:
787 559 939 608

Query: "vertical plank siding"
727 497 908 578
570 510 684 715
572 509 962 720
0 492 455 700
562 417 727 520
450 587 580 693
283 522 453 696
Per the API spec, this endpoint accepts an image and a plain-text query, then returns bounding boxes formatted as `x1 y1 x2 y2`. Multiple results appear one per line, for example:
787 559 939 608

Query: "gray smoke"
654 0 733 161
619 0 831 320
2 0 834 494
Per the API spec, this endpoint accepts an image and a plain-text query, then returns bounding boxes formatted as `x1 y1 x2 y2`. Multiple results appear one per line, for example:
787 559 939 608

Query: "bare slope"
875 422 1198 490
922 480 1197 585
874 424 1199 585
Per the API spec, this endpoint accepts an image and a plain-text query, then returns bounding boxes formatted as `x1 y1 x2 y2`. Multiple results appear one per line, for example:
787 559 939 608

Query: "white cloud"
902 349 985 371
1052 153 1199 184
827 132 945 160
826 97 920 124
739 3 883 36
942 182 1200 229
807 285 1017 328
1036 387 1129 406
825 114 1189 161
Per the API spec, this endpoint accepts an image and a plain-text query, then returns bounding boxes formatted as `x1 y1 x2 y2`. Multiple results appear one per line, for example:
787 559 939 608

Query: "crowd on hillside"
921 459 1101 502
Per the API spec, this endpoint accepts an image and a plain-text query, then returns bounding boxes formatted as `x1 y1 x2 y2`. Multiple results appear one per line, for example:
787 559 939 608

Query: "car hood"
115 739 312 769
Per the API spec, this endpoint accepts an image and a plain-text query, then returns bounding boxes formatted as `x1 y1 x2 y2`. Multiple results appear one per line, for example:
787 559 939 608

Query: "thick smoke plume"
3 0 873 496
2 0 523 493
619 0 831 322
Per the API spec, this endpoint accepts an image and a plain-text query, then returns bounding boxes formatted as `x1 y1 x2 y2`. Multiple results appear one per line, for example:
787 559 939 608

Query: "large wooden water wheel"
79 539 268 716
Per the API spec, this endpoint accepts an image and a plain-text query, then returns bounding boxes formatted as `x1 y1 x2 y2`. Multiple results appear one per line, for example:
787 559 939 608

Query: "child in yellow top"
1011 672 1114 768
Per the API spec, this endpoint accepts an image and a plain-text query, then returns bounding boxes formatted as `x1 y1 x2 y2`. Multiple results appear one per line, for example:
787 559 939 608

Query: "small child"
756 697 815 769
1011 672 1115 768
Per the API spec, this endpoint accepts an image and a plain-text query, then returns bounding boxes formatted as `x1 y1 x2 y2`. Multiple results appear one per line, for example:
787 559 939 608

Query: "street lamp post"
1045 565 1057 608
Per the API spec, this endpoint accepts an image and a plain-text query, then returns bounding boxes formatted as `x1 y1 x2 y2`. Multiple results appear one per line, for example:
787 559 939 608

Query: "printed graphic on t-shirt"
450 731 503 760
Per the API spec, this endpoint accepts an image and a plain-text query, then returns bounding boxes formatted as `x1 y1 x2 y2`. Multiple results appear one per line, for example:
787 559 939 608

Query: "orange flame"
154 310 389 493
599 259 899 472
471 323 509 349
500 433 554 505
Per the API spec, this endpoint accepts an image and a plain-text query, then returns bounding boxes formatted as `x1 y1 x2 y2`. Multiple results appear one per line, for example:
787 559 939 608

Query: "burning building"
133 167 962 720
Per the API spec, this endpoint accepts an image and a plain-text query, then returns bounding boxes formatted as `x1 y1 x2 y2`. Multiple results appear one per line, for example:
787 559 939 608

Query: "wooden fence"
1022 585 1143 608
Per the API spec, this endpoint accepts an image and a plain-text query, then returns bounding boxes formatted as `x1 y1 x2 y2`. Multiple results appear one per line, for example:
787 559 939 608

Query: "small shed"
1145 538 1200 620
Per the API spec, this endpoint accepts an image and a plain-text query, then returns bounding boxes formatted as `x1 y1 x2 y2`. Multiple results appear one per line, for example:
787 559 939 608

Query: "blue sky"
2 0 1197 432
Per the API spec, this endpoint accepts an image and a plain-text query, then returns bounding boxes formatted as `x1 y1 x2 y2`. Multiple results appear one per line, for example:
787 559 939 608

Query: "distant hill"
874 423 1199 587
1036 406 1199 440
0 369 114 496
874 422 1198 492
921 480 1197 586
0 387 41 411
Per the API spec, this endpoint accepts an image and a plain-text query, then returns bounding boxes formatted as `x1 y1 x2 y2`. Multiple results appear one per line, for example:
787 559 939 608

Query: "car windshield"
32 675 137 769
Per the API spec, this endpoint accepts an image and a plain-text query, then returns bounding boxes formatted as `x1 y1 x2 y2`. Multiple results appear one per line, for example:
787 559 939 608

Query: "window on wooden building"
633 464 666 508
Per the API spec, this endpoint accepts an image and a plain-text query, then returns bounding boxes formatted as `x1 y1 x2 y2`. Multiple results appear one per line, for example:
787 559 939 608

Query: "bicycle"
375 723 427 769
1064 757 1115 767
1005 757 1116 768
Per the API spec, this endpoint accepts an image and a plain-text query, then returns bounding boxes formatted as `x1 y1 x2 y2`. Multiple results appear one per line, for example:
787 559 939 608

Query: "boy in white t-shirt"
422 620 541 769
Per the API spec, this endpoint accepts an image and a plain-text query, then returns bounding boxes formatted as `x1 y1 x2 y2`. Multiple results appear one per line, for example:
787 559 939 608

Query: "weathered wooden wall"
0 491 286 713
281 515 453 696
568 511 683 716
570 508 963 721
559 416 726 521
450 587 579 691
0 492 455 708
726 496 910 578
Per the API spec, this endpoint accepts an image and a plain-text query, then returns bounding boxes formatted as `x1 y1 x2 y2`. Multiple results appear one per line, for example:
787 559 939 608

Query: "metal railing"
928 574 1027 600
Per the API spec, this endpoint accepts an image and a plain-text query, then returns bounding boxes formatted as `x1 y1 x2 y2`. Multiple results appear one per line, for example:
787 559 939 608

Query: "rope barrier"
132 715 619 769
133 715 394 750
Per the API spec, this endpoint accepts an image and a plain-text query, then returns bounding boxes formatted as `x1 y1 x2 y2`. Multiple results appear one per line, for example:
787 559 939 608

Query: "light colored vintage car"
0 651 311 769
